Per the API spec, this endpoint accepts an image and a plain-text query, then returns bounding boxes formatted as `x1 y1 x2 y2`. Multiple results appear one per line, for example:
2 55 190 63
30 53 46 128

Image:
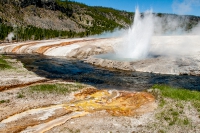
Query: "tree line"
0 0 133 42
0 23 98 42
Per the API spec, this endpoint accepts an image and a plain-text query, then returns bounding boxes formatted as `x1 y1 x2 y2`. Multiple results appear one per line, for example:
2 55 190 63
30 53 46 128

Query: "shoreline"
0 54 199 132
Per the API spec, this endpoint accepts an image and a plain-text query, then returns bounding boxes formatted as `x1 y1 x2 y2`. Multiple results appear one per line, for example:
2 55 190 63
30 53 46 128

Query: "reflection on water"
7 54 200 91
94 53 137 61
94 53 161 62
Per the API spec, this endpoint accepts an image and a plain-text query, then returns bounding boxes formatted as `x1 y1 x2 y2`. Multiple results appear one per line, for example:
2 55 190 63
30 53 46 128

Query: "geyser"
114 8 154 60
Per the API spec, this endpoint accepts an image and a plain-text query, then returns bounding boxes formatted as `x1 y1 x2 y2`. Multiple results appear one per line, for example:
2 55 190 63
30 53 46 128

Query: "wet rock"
85 56 135 71
85 55 200 76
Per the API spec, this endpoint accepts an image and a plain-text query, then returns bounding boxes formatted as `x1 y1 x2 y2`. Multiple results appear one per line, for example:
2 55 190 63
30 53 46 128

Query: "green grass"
152 84 200 112
155 106 191 126
0 55 12 70
149 84 200 129
17 93 25 98
29 83 85 94
192 101 200 112
152 84 200 101
0 99 10 104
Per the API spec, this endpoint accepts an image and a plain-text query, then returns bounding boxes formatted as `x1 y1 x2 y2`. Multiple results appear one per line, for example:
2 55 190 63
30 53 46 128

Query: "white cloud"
172 0 200 15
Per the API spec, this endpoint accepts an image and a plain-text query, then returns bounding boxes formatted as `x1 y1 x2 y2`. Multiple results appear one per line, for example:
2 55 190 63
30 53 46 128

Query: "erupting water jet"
96 8 154 61
115 8 154 60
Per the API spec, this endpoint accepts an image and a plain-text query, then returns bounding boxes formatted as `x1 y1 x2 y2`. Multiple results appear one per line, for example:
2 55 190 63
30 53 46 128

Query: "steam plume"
172 0 200 15
5 32 14 42
114 8 154 60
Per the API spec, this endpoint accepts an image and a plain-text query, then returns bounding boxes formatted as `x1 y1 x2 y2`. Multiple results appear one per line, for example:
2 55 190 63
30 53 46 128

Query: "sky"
73 0 200 16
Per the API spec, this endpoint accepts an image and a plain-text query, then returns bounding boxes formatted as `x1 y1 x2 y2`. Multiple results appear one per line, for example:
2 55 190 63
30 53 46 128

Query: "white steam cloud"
90 28 127 38
114 8 154 60
190 23 200 34
5 32 14 42
153 15 189 35
172 0 200 15
92 6 200 60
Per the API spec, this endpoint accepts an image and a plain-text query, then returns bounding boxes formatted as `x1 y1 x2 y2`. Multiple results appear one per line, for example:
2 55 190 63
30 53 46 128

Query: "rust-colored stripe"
36 39 99 54
1 110 71 133
11 42 39 53
0 79 49 92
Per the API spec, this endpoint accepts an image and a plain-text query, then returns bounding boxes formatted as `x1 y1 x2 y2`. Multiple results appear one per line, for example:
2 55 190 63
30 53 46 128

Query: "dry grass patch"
28 83 86 95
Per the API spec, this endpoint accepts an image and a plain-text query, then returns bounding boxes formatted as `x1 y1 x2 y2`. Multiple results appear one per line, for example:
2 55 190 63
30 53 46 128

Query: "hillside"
0 0 200 42
0 0 133 42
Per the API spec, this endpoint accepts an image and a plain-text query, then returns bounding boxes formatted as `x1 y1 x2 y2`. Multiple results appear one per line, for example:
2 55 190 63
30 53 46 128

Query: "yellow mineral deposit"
66 88 156 116
0 88 156 133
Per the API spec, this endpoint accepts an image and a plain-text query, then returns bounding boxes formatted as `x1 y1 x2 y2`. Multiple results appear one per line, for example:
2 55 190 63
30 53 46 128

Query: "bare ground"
0 55 199 133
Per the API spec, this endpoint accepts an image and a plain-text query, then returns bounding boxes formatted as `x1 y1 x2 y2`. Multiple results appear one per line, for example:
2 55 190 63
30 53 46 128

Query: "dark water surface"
7 54 200 91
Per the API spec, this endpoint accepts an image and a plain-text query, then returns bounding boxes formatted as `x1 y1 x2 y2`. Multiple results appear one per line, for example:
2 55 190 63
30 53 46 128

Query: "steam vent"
0 88 156 133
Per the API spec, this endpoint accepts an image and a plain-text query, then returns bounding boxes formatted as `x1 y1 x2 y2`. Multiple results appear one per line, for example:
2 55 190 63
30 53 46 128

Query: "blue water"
8 54 200 91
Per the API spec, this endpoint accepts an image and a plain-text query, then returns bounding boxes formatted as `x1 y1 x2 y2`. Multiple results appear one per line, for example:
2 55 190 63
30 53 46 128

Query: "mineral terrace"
1 36 200 75
0 36 200 132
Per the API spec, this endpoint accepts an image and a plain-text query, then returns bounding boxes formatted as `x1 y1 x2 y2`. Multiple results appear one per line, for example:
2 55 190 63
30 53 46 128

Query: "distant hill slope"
0 0 200 42
0 0 133 41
